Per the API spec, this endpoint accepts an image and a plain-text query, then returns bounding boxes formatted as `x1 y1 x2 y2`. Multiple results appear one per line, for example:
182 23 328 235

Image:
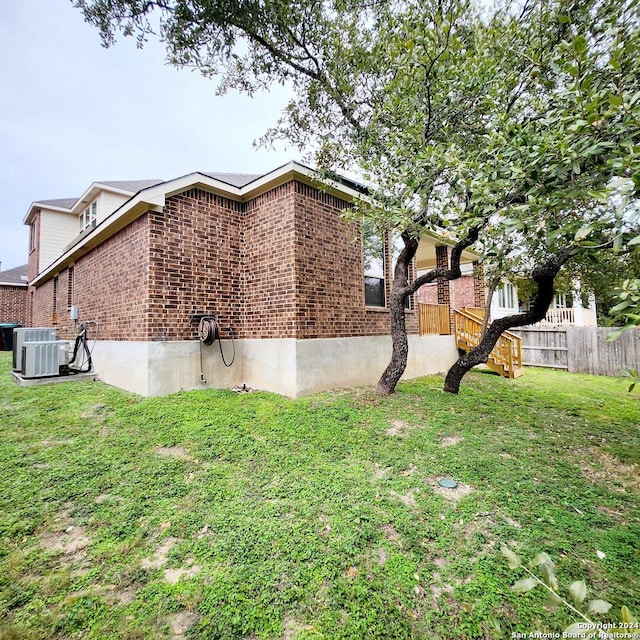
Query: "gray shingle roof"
35 198 77 210
98 179 165 192
0 264 28 285
201 172 263 188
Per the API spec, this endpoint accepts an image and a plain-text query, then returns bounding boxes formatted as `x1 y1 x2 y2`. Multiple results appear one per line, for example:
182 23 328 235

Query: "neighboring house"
491 281 598 326
23 161 482 397
0 263 28 325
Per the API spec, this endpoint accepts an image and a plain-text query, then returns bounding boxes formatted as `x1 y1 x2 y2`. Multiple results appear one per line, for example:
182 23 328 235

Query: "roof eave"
23 202 74 225
29 164 366 286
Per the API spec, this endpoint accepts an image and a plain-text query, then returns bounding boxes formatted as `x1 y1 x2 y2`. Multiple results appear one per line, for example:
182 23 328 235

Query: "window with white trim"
363 221 386 307
80 201 97 231
554 294 567 308
498 282 516 309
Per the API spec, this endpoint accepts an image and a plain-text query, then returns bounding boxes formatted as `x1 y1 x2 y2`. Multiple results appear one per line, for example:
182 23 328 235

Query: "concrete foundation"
88 334 459 397
12 370 97 388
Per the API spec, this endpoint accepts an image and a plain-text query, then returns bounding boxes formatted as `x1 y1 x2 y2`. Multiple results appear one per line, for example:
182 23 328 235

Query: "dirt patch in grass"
440 435 463 447
426 478 475 502
384 419 420 437
40 438 74 447
39 514 92 579
164 562 201 585
373 463 391 480
282 616 314 639
103 584 137 606
389 488 418 508
153 446 195 462
166 611 197 636
141 537 180 569
578 448 640 493
382 523 401 543
40 527 91 556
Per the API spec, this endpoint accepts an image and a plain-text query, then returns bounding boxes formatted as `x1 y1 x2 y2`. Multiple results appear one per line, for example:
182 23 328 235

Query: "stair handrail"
454 309 523 372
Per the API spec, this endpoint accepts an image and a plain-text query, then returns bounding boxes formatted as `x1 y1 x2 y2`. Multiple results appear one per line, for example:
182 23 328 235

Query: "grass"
0 352 638 639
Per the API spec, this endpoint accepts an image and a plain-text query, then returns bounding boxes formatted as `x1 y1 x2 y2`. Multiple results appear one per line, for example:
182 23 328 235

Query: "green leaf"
511 577 538 593
573 35 588 55
569 580 587 606
501 544 520 569
621 606 637 624
588 599 612 614
564 622 596 638
628 235 640 246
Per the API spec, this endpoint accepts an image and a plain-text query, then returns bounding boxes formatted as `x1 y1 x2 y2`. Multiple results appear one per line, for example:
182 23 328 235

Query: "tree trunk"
376 232 418 394
376 288 411 394
443 249 573 394
376 225 481 394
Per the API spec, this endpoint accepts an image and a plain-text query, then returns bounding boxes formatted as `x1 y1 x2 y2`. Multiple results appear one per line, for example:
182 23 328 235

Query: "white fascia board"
159 172 243 200
23 202 74 225
241 161 366 201
0 281 28 287
71 182 140 212
29 166 364 286
422 228 481 262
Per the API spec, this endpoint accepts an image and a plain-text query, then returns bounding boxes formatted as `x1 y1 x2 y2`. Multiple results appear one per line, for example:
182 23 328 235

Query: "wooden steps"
454 308 524 379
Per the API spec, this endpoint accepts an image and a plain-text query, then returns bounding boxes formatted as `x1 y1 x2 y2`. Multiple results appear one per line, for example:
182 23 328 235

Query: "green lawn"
0 352 638 639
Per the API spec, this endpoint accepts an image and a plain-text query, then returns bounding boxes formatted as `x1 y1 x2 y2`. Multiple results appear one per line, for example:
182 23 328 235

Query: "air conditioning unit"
21 341 66 378
13 327 59 371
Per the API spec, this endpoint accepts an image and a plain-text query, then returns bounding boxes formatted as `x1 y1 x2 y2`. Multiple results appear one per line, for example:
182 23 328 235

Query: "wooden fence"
418 303 451 335
510 326 640 376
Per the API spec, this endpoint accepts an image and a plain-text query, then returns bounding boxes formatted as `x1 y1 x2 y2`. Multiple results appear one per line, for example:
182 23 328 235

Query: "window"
363 221 385 307
52 275 59 323
554 294 567 308
67 266 74 309
29 221 37 252
498 282 515 309
80 201 97 231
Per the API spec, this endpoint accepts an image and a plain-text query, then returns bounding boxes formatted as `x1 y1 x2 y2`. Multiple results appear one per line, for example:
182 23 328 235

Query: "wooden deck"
418 303 524 379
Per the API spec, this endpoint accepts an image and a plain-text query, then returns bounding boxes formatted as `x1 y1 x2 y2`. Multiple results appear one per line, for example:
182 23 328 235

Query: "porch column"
572 280 585 326
472 261 486 309
436 245 453 332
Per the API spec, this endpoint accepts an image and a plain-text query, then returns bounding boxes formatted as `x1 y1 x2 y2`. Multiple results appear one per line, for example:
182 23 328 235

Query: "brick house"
24 162 481 396
0 264 28 325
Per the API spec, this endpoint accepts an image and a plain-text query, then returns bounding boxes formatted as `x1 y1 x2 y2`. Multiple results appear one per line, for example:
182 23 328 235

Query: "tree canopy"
75 0 640 392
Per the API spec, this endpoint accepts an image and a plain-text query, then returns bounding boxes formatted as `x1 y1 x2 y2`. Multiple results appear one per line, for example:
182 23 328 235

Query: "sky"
0 0 295 271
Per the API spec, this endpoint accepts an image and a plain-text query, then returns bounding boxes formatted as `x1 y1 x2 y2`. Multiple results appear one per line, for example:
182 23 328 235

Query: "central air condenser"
21 341 66 378
13 327 59 371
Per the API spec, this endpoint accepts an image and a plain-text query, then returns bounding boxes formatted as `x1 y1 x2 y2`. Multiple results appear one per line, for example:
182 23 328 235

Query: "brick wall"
30 217 151 340
0 286 27 324
292 182 416 337
148 189 245 340
30 278 54 328
29 178 422 341
451 275 477 310
243 183 297 339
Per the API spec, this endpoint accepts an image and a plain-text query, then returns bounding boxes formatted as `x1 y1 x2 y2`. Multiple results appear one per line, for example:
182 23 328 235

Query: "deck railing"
539 308 575 326
453 309 524 378
418 303 451 335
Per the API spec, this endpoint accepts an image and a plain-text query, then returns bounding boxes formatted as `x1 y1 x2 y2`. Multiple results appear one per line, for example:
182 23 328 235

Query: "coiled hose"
198 316 235 369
